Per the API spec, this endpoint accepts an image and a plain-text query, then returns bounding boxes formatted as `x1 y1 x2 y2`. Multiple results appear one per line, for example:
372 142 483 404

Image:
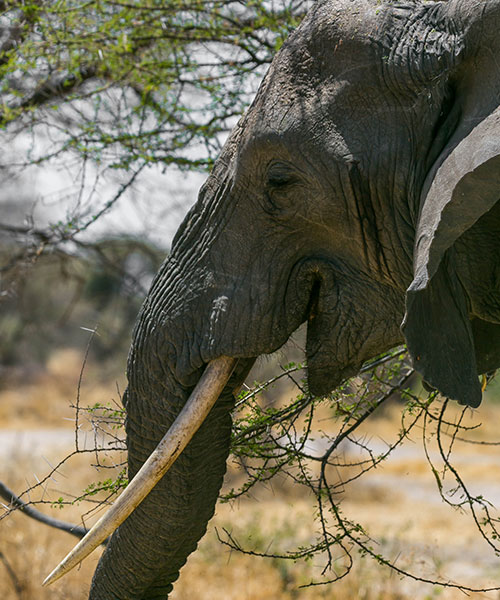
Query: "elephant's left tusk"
43 355 237 586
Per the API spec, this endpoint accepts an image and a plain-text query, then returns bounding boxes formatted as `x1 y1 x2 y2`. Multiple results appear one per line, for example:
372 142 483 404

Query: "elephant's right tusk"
42 355 237 587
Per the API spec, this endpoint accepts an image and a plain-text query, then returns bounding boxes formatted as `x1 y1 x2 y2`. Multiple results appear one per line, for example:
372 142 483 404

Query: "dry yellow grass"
0 349 126 429
2 349 500 599
1 436 106 599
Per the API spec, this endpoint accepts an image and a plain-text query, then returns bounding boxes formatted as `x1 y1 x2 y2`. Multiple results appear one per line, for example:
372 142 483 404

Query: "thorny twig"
223 352 500 594
0 481 89 540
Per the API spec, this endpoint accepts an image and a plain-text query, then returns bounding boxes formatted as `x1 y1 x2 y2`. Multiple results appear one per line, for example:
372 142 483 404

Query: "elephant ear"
403 107 500 407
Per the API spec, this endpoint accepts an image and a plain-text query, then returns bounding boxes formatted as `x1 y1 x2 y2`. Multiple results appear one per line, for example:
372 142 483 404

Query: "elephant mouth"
44 256 345 584
293 257 364 395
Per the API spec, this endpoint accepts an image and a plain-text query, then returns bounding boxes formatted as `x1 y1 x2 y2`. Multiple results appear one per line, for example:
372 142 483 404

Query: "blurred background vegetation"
0 0 312 379
0 237 162 375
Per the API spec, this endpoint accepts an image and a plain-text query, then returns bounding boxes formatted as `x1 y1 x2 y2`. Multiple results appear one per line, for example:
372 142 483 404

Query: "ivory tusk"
43 355 237 586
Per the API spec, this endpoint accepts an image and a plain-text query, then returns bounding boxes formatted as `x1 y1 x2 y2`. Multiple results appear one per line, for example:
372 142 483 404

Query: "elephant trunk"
89 341 254 598
85 154 261 596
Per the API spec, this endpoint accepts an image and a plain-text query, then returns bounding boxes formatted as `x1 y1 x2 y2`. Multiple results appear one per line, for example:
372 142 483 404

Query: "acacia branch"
13 64 98 112
0 481 90 540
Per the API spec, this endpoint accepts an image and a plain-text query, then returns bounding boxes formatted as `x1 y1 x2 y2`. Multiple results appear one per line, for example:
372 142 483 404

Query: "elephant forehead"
244 3 385 114
237 121 352 169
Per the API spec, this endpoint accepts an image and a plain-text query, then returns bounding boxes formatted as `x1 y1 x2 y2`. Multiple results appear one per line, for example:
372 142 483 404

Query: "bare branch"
0 480 90 540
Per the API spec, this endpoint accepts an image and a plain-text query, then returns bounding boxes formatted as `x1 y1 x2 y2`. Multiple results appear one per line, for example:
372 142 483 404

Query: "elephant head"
46 0 500 597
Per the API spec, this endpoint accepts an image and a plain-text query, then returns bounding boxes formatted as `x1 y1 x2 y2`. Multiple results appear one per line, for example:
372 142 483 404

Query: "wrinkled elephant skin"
88 1 500 597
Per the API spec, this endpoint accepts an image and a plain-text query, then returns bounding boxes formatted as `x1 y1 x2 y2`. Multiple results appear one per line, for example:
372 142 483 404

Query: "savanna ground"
2 347 500 600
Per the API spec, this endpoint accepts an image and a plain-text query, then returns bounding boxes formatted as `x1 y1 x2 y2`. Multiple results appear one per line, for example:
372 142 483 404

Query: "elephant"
45 0 500 597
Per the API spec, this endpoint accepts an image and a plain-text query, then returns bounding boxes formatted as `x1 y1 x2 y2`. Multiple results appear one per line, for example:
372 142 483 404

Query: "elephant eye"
263 161 304 214
266 162 298 189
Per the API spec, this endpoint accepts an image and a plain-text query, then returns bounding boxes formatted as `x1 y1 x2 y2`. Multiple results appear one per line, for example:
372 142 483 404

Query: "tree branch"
0 480 100 542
